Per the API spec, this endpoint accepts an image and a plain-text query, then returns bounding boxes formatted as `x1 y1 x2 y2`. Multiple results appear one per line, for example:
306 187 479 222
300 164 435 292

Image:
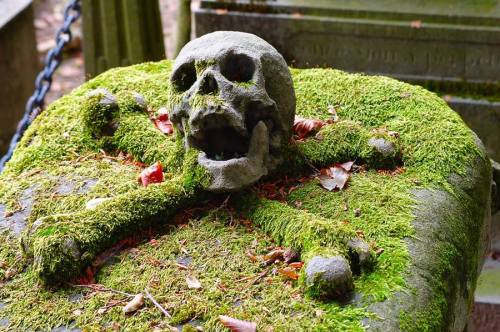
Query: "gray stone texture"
0 185 38 236
305 255 354 299
368 138 395 157
365 138 492 331
81 0 165 78
194 0 500 163
170 31 296 192
0 0 38 155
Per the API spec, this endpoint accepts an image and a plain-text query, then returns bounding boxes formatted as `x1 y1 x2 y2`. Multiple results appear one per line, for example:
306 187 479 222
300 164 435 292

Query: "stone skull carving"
169 31 295 192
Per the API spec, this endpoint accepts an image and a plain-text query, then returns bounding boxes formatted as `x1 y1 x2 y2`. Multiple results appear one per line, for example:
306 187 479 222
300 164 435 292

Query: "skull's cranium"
169 31 295 192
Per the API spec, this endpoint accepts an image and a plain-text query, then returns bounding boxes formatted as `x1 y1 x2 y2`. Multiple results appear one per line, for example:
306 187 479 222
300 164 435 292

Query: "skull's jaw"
196 121 270 192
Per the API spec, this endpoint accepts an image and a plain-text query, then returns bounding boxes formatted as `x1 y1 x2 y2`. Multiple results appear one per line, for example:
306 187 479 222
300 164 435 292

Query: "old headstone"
81 0 166 78
0 0 38 155
194 0 500 162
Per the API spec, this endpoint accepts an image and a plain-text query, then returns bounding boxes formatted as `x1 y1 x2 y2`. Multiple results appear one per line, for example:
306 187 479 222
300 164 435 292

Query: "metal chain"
0 0 82 172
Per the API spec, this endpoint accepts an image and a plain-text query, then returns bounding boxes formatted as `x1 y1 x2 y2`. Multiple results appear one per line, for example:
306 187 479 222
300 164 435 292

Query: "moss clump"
0 60 487 331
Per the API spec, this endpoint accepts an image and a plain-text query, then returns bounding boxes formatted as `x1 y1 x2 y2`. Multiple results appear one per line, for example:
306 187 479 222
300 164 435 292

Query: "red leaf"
154 108 174 135
219 315 257 332
139 162 164 186
293 116 326 139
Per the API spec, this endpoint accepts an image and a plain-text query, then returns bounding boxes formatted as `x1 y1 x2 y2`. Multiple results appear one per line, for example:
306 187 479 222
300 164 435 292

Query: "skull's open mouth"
189 126 250 161
187 113 275 163
182 106 275 192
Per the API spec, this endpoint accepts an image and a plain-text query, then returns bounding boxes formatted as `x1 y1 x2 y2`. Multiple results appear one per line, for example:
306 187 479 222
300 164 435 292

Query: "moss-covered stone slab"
0 59 492 331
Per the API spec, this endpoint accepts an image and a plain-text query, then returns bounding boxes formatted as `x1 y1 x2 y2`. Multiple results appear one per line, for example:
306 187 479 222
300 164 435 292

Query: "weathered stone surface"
305 255 354 299
196 0 500 87
195 0 500 163
0 185 38 236
448 97 500 162
81 0 165 78
0 56 492 330
366 146 492 331
368 137 396 158
0 0 38 154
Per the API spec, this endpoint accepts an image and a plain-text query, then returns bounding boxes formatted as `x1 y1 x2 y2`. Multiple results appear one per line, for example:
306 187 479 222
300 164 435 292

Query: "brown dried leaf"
123 293 144 314
278 267 300 280
288 262 304 269
246 250 259 263
219 315 257 332
327 105 340 122
186 275 202 289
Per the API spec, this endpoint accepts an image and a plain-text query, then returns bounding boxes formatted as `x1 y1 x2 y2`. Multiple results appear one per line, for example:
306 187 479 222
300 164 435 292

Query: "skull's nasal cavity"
198 73 219 95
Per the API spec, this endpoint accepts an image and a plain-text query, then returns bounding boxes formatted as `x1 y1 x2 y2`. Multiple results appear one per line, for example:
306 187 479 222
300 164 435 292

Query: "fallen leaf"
123 293 144 314
175 263 188 270
186 275 202 289
85 197 112 210
410 20 422 28
154 108 174 135
288 262 304 269
388 131 399 138
4 268 16 280
97 307 107 315
375 248 385 255
318 165 350 191
246 250 259 263
278 267 300 280
138 162 164 187
215 8 229 15
219 315 257 332
327 105 340 122
263 248 284 261
339 161 354 172
293 117 326 139
73 309 83 316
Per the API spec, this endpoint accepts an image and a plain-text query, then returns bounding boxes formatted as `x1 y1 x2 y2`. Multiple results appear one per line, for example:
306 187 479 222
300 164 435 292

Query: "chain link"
0 0 82 172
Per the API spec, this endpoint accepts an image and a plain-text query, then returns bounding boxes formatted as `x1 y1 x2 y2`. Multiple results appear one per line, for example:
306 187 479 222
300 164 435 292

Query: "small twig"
69 283 134 297
249 267 270 286
144 288 171 318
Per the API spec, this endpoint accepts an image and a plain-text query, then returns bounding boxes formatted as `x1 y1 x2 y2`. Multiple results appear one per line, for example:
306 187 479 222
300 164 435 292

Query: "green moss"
194 59 216 75
235 80 255 88
190 93 225 110
0 60 487 331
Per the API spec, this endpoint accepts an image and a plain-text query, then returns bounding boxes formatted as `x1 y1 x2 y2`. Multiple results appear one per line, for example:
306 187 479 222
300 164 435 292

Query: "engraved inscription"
290 33 500 82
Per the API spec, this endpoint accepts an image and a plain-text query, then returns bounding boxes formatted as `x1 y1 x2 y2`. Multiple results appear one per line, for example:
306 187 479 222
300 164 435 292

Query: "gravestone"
0 0 38 155
0 31 493 328
81 0 166 78
194 0 500 162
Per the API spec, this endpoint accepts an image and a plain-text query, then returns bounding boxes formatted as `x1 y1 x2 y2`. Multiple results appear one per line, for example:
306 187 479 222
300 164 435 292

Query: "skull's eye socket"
221 53 255 83
171 62 197 92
